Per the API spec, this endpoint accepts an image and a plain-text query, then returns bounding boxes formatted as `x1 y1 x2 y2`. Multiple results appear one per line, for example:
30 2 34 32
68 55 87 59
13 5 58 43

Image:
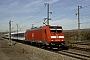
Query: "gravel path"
0 38 76 60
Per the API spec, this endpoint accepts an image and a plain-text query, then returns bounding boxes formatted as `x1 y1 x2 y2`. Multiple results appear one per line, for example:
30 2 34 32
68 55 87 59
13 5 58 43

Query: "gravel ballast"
0 39 74 60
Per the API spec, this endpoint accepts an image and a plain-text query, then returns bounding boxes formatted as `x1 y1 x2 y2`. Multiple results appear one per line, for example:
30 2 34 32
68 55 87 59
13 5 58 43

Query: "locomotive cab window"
50 29 62 33
49 26 62 33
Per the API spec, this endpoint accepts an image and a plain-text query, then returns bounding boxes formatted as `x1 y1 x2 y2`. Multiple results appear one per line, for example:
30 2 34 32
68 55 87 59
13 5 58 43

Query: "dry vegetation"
0 36 3 40
64 30 90 47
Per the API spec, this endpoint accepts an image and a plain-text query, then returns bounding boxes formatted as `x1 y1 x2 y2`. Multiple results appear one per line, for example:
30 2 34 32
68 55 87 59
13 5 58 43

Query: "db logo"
56 34 59 38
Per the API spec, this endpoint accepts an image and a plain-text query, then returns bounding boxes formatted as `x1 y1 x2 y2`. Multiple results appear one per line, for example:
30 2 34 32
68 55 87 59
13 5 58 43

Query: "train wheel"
43 45 48 50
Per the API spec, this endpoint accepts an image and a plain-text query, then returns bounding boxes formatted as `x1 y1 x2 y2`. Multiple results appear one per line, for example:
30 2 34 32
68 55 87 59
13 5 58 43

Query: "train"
3 25 68 50
3 31 25 40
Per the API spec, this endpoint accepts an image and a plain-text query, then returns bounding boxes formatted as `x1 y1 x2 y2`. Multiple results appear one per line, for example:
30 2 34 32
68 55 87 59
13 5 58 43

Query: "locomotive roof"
26 26 62 31
27 26 43 31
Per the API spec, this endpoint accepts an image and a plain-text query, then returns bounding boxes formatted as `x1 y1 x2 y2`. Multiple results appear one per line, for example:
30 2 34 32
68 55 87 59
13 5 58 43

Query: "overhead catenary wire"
50 4 90 29
11 6 46 30
81 5 90 9
21 0 89 29
31 0 64 26
15 0 84 27
51 4 90 21
51 0 85 14
19 6 46 25
53 9 77 21
51 8 77 19
32 0 84 26
20 0 64 26
78 5 90 20
32 0 64 26
50 0 85 20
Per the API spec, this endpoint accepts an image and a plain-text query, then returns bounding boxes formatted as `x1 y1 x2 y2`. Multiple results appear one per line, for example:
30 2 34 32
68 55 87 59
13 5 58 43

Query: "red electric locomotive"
25 25 68 50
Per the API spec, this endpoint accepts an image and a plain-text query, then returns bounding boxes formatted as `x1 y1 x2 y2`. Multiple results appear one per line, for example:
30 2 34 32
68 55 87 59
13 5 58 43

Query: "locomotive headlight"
51 40 54 41
61 39 63 41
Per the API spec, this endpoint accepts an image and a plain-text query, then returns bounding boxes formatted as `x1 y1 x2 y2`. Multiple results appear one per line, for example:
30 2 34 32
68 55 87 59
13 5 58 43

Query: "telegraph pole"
9 20 12 46
44 3 52 26
78 6 82 41
16 23 18 40
47 3 49 25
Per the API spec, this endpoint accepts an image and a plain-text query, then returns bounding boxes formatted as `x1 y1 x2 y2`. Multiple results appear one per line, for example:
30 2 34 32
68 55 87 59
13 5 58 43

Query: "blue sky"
0 0 90 32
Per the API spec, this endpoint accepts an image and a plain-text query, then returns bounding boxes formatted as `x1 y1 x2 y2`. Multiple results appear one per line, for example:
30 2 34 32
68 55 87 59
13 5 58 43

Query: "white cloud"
10 2 19 7
45 0 60 4
24 0 43 8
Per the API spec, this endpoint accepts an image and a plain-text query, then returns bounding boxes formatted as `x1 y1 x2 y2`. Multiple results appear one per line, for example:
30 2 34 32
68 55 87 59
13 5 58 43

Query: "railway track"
15 39 90 60
68 40 90 52
70 47 90 52
72 40 90 46
54 50 90 60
